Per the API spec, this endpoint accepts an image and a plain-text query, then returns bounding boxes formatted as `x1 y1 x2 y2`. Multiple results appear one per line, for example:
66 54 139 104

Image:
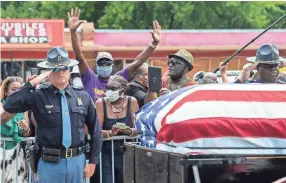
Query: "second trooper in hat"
236 44 286 84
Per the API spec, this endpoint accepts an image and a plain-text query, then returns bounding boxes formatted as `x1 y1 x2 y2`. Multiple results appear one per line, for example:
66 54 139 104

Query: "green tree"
98 1 285 29
1 1 107 27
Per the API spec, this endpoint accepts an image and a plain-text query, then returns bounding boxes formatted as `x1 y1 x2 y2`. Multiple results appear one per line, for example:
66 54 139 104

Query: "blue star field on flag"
135 86 195 148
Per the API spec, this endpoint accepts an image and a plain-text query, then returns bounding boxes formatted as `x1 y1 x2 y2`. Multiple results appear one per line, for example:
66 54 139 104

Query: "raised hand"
26 75 37 83
238 63 258 83
29 70 52 87
150 20 162 44
219 62 228 74
68 7 86 32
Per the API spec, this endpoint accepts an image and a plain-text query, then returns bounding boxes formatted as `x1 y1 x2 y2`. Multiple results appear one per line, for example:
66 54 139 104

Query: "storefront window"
126 60 133 67
1 61 23 81
1 60 44 82
112 60 123 74
24 61 39 80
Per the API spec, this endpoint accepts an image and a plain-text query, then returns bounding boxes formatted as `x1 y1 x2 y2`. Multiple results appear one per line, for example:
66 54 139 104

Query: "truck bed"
123 143 286 183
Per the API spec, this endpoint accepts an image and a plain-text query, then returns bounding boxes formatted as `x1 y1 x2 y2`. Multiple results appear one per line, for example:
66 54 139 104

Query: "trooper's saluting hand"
4 46 103 183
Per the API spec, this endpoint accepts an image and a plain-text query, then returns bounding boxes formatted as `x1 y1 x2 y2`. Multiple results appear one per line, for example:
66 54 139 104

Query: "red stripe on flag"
161 90 286 127
157 117 286 143
188 90 286 102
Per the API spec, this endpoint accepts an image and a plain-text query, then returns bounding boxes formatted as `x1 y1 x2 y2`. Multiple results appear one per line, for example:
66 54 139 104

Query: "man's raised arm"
68 7 89 75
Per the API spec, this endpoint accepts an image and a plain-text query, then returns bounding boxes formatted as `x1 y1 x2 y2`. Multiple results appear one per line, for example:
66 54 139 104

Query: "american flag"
135 84 286 154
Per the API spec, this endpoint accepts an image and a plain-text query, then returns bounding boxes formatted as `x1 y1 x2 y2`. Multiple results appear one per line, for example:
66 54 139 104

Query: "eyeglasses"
168 58 183 66
97 59 113 67
107 85 121 91
53 65 69 72
97 62 113 67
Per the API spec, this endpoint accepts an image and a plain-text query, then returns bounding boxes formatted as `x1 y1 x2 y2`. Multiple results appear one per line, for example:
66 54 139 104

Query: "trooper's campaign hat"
37 46 79 69
246 44 286 64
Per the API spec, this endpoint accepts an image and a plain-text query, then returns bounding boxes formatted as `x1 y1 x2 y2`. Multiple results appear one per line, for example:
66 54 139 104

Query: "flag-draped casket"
135 84 286 155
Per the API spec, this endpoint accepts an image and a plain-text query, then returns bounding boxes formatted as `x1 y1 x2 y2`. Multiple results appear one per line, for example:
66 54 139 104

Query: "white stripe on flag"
154 86 203 132
166 101 286 124
196 83 286 91
156 137 286 155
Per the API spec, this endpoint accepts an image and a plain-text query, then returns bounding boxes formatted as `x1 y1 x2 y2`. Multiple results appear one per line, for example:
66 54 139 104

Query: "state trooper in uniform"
235 44 286 84
4 46 103 183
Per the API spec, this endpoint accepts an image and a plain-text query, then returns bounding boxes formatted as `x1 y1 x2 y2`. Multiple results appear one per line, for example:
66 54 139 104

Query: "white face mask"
72 77 83 89
106 89 123 102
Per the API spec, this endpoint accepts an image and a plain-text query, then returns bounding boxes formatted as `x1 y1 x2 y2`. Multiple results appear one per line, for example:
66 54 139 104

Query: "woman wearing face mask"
0 76 30 183
95 75 139 183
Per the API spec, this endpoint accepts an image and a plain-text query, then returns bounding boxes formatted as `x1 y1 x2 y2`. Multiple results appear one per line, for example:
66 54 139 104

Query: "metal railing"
100 136 139 183
1 137 35 183
1 136 138 183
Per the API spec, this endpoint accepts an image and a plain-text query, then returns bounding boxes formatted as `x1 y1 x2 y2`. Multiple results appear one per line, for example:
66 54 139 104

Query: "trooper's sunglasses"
53 65 69 72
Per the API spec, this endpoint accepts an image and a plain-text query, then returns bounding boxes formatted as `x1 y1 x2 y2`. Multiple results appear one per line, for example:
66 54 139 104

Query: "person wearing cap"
235 44 286 84
160 49 197 95
3 46 103 183
68 7 162 102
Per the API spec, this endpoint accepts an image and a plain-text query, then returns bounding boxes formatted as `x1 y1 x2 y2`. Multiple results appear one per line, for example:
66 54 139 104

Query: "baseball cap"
96 52 113 62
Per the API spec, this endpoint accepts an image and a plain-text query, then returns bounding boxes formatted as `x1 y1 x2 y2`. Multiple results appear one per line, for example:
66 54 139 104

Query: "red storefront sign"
0 19 64 48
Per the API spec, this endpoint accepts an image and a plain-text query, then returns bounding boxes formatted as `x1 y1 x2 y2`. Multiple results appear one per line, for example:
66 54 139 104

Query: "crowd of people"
0 7 285 183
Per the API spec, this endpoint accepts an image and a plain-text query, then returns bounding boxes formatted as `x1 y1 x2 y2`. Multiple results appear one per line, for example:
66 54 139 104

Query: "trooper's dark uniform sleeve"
85 97 103 164
4 82 36 113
